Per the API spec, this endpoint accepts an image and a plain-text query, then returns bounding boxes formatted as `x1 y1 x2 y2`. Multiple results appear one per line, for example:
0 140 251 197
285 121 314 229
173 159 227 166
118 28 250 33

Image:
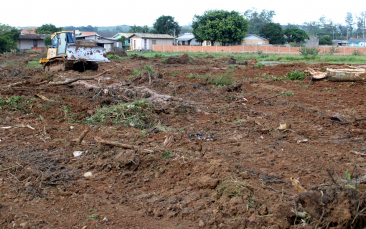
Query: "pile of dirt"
296 186 366 228
130 54 148 60
107 50 127 57
164 54 189 64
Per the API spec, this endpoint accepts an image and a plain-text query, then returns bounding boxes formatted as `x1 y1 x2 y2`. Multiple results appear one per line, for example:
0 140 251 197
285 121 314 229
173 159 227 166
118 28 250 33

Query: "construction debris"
308 67 366 81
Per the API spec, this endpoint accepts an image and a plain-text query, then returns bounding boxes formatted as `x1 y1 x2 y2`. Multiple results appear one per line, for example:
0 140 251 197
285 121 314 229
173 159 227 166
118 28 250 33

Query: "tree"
244 8 276 34
283 27 309 43
153 15 181 35
345 12 354 37
0 24 20 53
356 11 366 38
319 35 333 45
259 23 284 44
117 36 126 45
35 24 62 34
192 10 249 45
141 25 150 33
128 25 142 33
44 36 52 46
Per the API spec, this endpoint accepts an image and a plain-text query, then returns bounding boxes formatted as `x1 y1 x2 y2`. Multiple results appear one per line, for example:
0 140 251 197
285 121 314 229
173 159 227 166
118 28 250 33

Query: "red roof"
21 27 38 34
79 31 97 36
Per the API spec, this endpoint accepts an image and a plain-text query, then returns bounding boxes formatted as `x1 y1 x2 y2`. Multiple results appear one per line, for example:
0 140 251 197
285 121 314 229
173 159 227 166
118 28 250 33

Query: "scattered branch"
47 70 109 86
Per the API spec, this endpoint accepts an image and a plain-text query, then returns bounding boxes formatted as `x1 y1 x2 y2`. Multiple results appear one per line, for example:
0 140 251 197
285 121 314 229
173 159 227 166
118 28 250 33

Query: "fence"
153 45 366 56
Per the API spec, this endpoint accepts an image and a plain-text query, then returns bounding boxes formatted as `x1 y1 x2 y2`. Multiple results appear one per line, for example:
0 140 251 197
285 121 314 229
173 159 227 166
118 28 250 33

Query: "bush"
88 100 157 129
328 46 340 55
207 71 235 86
299 47 320 58
287 70 305 80
107 54 122 60
352 50 363 56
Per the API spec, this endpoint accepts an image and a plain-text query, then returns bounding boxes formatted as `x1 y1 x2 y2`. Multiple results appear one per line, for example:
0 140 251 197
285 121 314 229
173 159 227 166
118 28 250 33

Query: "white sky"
1 0 365 28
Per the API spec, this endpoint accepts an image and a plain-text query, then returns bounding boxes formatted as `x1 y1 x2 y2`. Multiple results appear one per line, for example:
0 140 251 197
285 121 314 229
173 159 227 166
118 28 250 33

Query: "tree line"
1 9 365 53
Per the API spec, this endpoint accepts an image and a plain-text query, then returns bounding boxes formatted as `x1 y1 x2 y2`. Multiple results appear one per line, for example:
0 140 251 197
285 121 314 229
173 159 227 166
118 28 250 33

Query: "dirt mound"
130 54 148 60
164 54 189 64
107 50 127 57
296 186 366 228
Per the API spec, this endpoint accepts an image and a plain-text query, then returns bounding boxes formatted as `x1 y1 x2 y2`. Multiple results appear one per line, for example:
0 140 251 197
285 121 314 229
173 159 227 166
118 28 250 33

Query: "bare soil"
1 52 366 228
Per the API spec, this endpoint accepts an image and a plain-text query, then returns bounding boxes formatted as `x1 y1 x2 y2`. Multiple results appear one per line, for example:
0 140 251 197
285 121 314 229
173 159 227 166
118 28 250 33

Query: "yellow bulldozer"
39 31 110 72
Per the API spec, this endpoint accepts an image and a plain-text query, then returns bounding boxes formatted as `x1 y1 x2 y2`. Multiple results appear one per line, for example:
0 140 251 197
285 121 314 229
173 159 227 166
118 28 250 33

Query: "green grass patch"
286 70 305 80
87 100 157 129
25 59 42 69
207 71 235 86
107 54 122 60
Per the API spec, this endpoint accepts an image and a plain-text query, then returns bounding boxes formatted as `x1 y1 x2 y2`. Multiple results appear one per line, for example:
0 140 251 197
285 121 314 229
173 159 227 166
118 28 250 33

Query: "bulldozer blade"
66 46 110 63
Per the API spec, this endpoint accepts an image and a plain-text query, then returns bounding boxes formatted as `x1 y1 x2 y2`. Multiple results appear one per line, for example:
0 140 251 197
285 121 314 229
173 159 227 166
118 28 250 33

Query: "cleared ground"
0 51 366 228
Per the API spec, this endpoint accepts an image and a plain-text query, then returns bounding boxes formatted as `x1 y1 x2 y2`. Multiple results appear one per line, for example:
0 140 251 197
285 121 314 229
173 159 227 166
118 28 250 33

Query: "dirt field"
1 52 366 228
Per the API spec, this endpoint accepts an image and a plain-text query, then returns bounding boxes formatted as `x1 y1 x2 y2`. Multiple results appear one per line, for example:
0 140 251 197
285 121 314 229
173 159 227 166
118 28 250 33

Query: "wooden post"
256 45 257 53
163 45 165 53
278 45 280 54
216 45 217 53
266 45 267 54
289 46 290 55
229 45 231 53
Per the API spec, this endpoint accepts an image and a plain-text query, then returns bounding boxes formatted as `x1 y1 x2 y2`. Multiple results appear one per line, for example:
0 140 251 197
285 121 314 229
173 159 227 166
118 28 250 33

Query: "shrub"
328 46 340 55
88 100 157 129
286 70 305 80
107 54 122 59
207 71 235 86
299 47 320 58
352 50 363 56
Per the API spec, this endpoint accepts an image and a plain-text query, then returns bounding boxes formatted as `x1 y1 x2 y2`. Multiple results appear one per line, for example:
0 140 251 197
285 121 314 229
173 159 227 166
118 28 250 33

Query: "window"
152 40 156 45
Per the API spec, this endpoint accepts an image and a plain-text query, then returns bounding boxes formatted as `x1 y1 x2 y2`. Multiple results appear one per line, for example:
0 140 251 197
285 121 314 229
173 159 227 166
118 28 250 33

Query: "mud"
1 52 366 228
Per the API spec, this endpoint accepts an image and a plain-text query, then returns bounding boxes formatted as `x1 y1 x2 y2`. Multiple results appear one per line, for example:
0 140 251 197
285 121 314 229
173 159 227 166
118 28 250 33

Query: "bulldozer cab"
50 32 75 55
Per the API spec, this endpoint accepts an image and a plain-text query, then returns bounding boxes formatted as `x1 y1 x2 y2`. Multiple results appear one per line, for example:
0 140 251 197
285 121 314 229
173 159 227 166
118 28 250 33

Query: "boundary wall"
153 45 366 55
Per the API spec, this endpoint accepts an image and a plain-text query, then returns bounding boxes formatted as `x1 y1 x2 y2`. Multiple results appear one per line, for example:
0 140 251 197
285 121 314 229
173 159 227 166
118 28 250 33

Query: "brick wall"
153 45 366 55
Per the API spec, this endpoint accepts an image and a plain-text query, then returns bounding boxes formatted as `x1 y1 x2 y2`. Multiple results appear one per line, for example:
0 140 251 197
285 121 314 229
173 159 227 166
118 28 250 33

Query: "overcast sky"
1 0 365 28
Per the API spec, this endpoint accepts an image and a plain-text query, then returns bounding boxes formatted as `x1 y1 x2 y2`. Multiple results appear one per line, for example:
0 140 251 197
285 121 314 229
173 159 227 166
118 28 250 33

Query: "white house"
176 33 201 46
17 34 49 51
130 33 174 50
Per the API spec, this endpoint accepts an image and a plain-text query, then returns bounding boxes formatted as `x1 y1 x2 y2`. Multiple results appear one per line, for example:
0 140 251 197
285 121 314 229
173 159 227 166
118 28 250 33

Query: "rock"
198 220 205 227
248 214 256 222
83 172 93 178
113 150 135 167
239 171 250 179
19 222 27 227
73 151 84 157
259 205 268 215
198 176 219 189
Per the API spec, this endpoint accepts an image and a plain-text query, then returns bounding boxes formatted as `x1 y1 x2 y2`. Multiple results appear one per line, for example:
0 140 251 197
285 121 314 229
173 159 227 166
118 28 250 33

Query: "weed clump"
299 47 320 59
207 71 235 86
286 70 305 80
88 100 157 129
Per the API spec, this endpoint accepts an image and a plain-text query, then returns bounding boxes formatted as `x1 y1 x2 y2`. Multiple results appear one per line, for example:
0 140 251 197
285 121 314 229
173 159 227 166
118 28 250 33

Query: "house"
130 33 174 50
176 33 201 46
243 34 269 45
21 27 37 34
332 40 348 46
112 33 135 48
98 32 116 39
349 38 366 47
17 34 49 51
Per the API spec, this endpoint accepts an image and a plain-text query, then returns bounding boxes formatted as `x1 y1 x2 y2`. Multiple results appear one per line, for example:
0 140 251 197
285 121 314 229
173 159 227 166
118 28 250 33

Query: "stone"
198 220 205 227
83 172 93 178
198 176 219 189
239 171 250 179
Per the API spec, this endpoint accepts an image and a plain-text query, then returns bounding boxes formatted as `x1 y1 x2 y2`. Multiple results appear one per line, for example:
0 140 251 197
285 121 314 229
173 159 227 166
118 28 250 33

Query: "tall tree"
319 35 333 45
259 23 284 44
356 11 366 38
128 25 142 33
283 27 309 43
244 8 276 34
0 24 20 52
345 12 354 37
153 15 181 35
192 10 249 45
35 24 62 34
